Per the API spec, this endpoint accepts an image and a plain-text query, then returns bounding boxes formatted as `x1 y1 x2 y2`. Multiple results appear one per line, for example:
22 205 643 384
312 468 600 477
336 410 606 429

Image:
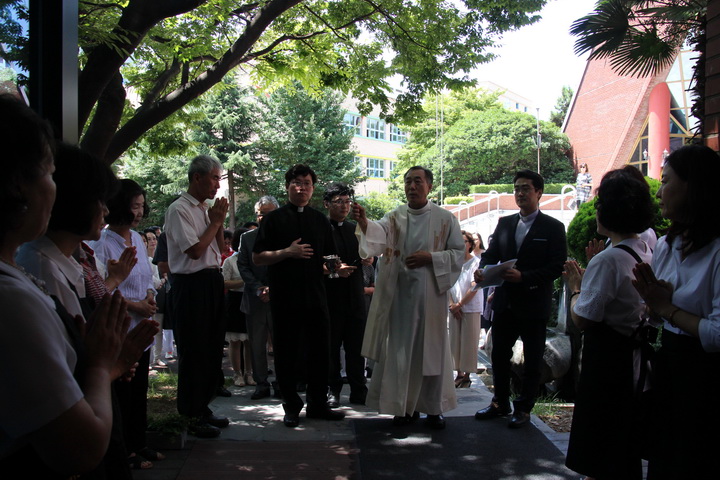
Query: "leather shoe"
392 411 420 426
216 385 232 397
474 402 512 420
188 421 221 438
201 414 229 428
327 392 340 408
348 392 367 405
305 408 345 421
508 411 531 429
425 414 446 430
251 386 271 400
283 413 300 428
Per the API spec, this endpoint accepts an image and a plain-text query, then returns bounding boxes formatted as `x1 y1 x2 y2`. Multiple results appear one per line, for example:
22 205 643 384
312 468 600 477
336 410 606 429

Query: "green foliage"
355 192 403 221
566 176 670 266
252 83 361 204
550 85 573 128
469 183 574 195
444 196 474 205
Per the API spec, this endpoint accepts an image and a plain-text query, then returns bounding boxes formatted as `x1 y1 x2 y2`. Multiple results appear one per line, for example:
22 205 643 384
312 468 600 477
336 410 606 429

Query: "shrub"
469 183 574 195
444 196 474 205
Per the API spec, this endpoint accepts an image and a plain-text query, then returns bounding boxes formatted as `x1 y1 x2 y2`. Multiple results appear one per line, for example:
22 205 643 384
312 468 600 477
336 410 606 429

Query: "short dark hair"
48 143 119 236
0 95 55 238
664 144 720 253
461 230 474 254
232 227 250 251
105 179 149 225
285 164 317 187
404 166 433 185
242 221 259 229
323 181 354 202
513 169 544 191
595 166 654 234
223 229 233 240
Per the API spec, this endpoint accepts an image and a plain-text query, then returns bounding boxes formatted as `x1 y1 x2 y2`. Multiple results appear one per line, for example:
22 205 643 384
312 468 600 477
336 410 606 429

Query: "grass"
147 371 179 418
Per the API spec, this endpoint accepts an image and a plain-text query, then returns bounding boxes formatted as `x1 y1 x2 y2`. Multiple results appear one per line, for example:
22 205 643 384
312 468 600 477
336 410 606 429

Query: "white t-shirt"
0 262 82 456
574 238 652 337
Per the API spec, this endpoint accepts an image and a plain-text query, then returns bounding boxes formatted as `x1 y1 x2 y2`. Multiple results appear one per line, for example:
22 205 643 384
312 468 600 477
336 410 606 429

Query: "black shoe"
474 402 512 420
251 386 271 400
508 411 531 429
392 411 420 426
425 414 446 430
216 385 232 397
327 392 340 408
283 413 300 428
305 407 345 421
348 392 367 405
201 414 230 428
188 421 221 438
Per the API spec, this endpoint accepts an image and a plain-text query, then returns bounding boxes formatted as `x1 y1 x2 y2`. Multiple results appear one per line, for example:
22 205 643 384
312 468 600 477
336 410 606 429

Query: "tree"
394 90 575 199
192 77 258 229
550 85 573 128
570 0 707 132
251 83 360 206
1 0 547 163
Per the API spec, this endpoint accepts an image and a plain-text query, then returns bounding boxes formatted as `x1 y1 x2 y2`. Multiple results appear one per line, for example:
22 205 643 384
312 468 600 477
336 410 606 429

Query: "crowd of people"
2 93 719 480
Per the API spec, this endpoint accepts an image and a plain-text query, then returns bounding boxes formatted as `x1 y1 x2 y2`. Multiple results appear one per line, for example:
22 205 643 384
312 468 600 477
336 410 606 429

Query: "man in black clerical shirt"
323 182 367 408
252 164 345 428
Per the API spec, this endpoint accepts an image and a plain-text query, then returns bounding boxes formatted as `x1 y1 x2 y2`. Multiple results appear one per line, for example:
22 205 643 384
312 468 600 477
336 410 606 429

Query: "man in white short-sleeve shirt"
164 155 229 438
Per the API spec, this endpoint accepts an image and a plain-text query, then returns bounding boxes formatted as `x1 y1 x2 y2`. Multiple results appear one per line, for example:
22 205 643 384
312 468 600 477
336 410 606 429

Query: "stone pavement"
133 351 574 480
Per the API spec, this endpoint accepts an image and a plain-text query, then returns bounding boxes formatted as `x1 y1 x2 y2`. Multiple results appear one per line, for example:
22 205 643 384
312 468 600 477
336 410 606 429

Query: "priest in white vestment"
353 166 464 429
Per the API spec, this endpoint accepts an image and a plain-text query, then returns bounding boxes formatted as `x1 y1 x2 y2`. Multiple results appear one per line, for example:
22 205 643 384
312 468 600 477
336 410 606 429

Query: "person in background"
222 227 255 387
449 230 483 389
221 229 234 264
632 145 720 479
151 231 176 365
575 163 593 206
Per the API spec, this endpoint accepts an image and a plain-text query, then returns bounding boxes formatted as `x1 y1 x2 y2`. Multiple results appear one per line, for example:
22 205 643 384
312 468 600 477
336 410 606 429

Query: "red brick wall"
706 0 720 151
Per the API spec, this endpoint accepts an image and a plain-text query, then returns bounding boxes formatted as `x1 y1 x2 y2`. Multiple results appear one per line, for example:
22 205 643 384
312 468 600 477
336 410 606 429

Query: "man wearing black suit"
238 195 278 400
474 170 566 428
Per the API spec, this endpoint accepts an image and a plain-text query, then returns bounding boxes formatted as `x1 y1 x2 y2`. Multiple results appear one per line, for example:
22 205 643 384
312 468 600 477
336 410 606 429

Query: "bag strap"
613 243 643 263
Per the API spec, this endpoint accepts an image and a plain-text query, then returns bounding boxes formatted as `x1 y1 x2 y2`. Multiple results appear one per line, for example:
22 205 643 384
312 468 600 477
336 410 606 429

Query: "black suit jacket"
238 228 268 314
480 211 567 319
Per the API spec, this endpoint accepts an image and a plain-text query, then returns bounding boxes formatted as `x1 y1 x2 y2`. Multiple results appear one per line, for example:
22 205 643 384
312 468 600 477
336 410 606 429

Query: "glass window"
343 113 361 135
366 118 386 140
389 125 407 143
366 158 385 177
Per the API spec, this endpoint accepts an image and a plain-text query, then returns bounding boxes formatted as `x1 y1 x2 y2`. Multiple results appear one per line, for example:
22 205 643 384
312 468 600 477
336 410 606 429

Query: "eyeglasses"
290 181 313 188
330 199 352 206
513 185 536 194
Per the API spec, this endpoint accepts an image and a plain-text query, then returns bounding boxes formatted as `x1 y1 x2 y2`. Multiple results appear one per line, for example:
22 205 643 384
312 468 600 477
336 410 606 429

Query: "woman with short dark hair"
564 165 655 480
90 179 162 469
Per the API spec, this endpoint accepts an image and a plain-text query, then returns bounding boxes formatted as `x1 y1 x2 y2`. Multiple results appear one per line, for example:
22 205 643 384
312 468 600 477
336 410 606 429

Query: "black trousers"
328 305 366 397
271 303 331 414
171 269 225 418
115 349 150 453
490 308 546 412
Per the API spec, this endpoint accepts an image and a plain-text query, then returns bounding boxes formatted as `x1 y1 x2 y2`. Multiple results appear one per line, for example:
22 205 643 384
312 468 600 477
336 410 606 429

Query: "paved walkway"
133 352 573 480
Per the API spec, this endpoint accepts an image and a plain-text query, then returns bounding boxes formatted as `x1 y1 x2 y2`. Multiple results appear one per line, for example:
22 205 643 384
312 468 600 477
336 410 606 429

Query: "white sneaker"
245 374 257 386
155 359 166 367
233 373 246 387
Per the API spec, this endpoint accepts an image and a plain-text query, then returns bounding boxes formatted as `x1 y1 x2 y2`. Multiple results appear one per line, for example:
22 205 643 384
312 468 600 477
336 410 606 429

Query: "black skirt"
565 322 643 480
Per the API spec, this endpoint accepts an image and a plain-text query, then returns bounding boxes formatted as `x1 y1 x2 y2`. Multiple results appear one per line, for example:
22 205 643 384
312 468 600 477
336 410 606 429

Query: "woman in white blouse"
564 166 655 480
633 145 720 479
91 179 161 469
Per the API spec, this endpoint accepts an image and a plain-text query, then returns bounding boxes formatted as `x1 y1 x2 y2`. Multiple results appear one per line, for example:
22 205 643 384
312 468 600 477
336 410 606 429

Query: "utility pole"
536 107 541 174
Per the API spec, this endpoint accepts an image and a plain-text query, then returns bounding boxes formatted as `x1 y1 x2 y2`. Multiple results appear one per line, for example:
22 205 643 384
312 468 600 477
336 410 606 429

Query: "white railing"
447 190 501 221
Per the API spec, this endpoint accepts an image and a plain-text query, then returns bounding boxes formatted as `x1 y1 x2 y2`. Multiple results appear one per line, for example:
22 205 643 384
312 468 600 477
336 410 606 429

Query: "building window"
366 118 386 140
366 157 385 177
389 125 407 143
343 113 361 135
